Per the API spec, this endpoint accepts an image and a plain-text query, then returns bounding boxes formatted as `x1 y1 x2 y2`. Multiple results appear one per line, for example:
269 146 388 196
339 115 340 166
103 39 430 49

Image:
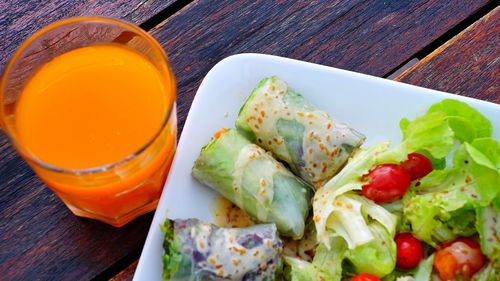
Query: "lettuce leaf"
346 221 397 277
284 238 347 281
312 98 497 279
403 138 500 246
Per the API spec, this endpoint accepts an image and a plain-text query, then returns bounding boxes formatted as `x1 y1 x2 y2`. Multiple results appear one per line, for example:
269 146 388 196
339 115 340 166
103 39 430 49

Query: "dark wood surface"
151 0 493 133
109 261 138 281
0 0 498 280
397 6 500 103
0 0 176 71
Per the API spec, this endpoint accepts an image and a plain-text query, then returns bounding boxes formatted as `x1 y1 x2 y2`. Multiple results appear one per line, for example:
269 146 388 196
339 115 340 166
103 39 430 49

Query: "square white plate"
133 53 500 280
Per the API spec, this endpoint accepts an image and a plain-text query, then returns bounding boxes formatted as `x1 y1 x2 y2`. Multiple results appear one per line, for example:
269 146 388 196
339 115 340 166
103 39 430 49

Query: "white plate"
133 53 500 280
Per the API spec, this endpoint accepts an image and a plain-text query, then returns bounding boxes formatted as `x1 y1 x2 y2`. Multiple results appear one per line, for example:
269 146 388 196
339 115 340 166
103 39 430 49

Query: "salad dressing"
212 196 255 228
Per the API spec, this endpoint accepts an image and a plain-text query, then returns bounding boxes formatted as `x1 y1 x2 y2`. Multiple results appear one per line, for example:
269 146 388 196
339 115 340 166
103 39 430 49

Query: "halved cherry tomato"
361 164 411 203
401 153 433 180
434 238 486 280
395 233 424 270
351 273 380 281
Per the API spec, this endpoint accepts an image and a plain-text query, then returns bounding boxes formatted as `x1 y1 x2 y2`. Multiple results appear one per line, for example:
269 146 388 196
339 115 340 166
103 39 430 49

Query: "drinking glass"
0 17 177 227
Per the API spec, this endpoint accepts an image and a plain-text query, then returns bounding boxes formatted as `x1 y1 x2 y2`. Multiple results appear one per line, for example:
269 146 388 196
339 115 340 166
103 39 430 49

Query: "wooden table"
0 1 498 280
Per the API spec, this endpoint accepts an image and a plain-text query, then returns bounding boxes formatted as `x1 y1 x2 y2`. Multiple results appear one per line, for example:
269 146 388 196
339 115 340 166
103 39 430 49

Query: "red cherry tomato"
401 153 433 180
395 233 424 270
434 238 486 280
361 164 411 203
351 273 381 281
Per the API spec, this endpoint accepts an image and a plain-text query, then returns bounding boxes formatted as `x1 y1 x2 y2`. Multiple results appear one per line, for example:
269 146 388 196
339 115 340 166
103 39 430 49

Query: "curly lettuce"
313 99 498 278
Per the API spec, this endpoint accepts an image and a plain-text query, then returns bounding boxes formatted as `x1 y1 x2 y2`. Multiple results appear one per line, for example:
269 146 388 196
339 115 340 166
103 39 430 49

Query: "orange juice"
13 44 176 226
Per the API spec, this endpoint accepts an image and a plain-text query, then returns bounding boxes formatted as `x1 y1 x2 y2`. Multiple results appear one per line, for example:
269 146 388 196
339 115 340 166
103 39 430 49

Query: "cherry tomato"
434 238 486 280
395 233 424 270
401 153 433 180
351 273 380 281
361 164 411 203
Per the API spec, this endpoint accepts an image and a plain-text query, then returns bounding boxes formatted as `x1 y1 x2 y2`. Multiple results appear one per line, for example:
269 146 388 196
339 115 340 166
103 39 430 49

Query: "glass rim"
0 16 176 175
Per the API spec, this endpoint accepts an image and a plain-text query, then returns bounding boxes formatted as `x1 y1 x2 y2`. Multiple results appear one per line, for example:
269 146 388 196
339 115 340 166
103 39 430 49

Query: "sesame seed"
258 117 263 124
265 240 272 247
297 112 304 117
313 216 320 222
217 270 224 276
208 257 216 264
232 259 241 266
326 135 331 142
261 179 267 187
253 250 260 256
260 111 265 117
326 123 332 129
346 203 353 209
254 124 260 129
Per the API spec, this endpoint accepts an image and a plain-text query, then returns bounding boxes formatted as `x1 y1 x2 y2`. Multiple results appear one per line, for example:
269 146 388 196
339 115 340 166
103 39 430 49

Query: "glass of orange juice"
0 17 177 227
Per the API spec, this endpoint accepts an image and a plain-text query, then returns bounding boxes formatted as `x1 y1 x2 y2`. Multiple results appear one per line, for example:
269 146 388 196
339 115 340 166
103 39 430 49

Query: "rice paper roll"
235 76 365 188
162 218 282 281
192 129 313 239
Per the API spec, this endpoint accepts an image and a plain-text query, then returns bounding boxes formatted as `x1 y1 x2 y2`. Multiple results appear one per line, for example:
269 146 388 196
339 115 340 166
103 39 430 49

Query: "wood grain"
151 0 492 134
0 0 176 71
109 261 138 281
396 7 500 103
0 0 496 280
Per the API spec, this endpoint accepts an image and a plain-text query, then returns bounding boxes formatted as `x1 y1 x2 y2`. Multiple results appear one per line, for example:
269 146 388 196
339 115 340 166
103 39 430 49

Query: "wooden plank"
0 1 495 280
110 261 138 281
396 7 500 103
0 0 177 71
150 0 492 134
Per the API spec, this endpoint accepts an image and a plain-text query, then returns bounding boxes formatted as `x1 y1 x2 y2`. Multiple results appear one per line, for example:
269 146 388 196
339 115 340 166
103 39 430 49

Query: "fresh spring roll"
162 218 283 281
192 129 313 239
235 76 365 188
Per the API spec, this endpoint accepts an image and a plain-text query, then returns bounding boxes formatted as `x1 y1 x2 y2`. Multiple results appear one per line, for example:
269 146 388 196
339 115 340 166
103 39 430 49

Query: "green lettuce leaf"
476 197 500 271
314 143 399 248
414 254 435 281
161 220 191 280
284 238 347 281
427 99 493 142
346 221 397 277
472 262 500 281
403 138 500 246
